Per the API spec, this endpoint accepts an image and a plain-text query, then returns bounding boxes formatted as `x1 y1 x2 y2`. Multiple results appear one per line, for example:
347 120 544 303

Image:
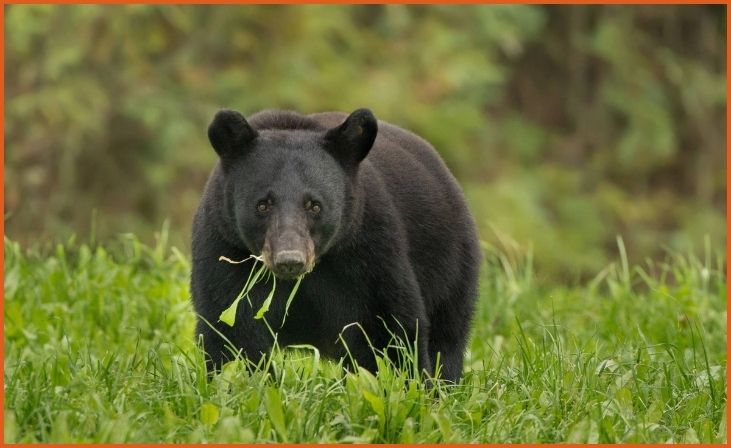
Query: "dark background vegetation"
4 4 726 281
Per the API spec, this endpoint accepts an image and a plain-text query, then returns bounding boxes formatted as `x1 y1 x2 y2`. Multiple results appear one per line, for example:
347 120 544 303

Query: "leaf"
248 263 268 290
587 421 600 444
218 298 240 327
4 411 17 443
716 407 727 442
615 387 634 418
399 418 415 444
682 427 700 443
357 367 380 394
200 402 220 426
645 400 664 424
567 418 590 443
281 275 303 326
538 390 552 408
595 358 619 375
264 387 288 441
362 389 385 422
433 411 453 441
218 259 268 326
699 419 714 443
254 275 276 319
567 419 599 444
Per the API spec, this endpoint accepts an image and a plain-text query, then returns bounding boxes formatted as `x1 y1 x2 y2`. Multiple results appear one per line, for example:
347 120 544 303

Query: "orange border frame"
0 0 728 4
1 0 5 437
1 0 729 4
727 3 730 447
0 1 728 447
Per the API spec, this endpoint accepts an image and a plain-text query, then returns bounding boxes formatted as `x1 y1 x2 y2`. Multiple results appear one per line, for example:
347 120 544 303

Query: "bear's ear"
208 109 258 162
324 108 378 170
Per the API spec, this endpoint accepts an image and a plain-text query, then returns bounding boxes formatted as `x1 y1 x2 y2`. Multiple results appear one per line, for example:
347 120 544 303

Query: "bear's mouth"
269 265 312 280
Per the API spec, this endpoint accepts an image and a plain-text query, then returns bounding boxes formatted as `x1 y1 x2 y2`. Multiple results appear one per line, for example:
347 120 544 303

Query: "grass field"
3 233 727 443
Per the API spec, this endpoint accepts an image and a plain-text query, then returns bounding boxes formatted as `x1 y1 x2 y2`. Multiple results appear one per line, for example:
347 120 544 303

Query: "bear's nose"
273 250 306 278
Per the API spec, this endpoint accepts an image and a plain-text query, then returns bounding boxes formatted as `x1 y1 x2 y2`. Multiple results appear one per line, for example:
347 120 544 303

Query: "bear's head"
208 108 378 280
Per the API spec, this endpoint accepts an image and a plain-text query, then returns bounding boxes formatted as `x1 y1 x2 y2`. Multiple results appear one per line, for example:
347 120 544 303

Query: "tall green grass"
3 233 726 442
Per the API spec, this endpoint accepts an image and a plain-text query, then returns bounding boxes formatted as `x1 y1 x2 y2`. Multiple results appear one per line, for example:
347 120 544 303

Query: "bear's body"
192 109 480 382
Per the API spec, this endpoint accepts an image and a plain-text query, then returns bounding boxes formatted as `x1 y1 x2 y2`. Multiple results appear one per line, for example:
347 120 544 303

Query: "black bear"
191 108 480 383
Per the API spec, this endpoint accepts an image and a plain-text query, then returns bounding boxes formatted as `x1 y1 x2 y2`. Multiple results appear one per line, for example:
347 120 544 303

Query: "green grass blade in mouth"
218 257 267 327
281 275 304 327
254 271 277 320
218 254 306 325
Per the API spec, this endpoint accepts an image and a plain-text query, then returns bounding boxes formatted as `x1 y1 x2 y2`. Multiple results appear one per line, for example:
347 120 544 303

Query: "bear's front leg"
366 264 435 379
335 282 433 379
344 214 435 379
381 296 434 379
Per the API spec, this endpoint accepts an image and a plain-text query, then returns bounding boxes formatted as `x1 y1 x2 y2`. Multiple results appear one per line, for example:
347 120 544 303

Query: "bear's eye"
256 200 270 213
305 200 321 215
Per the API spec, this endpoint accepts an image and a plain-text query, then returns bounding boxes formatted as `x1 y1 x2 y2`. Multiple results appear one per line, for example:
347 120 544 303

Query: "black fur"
191 108 481 383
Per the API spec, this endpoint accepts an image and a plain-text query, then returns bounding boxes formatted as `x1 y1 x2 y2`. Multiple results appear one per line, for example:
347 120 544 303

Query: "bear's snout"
273 250 306 279
261 222 316 280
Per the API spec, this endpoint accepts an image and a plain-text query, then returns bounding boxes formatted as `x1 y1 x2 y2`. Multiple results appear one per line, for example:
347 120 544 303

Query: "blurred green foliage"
4 5 726 281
